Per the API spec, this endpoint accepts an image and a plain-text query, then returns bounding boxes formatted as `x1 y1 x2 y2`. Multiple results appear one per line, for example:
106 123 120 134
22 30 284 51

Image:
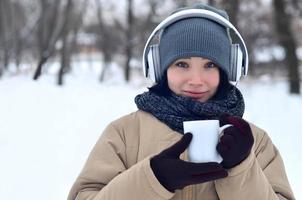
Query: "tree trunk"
95 0 110 83
292 0 302 17
15 36 22 69
208 0 216 6
124 0 134 82
33 52 49 80
3 49 9 70
0 0 11 75
58 33 69 85
34 0 56 80
99 59 110 82
221 0 239 27
58 0 74 85
175 0 188 7
0 0 3 77
273 0 300 94
34 0 72 81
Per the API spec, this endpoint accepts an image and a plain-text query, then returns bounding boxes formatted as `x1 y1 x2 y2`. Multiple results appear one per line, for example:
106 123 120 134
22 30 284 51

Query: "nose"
187 68 205 86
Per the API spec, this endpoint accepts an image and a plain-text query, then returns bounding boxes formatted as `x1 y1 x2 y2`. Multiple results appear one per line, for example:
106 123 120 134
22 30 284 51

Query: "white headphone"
142 9 249 83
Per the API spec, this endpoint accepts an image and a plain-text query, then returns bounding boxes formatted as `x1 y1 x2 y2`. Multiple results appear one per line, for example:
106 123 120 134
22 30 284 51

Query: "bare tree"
58 0 74 85
208 0 216 6
33 0 60 80
235 0 275 76
33 0 76 81
292 0 302 17
220 0 240 27
94 0 116 82
0 0 12 76
11 1 30 70
95 0 107 82
15 1 41 66
58 0 87 85
134 0 163 62
273 0 300 94
175 0 188 7
0 0 40 76
0 1 6 76
124 0 134 82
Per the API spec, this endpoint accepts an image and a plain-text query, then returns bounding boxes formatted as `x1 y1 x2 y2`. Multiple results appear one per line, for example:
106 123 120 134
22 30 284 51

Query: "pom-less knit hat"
159 3 232 77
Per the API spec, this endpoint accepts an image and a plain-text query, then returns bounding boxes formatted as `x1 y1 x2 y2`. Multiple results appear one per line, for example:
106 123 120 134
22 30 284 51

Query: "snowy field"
0 65 301 199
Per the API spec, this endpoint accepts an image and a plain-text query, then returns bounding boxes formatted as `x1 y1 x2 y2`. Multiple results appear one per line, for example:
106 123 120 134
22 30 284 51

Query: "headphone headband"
143 9 249 79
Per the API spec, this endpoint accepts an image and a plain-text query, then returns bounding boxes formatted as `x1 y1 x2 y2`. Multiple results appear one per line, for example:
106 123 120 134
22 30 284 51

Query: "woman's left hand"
217 114 254 169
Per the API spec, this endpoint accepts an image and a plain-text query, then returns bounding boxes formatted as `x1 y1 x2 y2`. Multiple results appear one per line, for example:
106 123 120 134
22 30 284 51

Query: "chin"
195 94 214 103
196 98 208 103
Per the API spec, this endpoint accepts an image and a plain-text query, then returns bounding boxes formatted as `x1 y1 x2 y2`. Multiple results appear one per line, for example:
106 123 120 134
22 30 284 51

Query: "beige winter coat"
68 110 295 200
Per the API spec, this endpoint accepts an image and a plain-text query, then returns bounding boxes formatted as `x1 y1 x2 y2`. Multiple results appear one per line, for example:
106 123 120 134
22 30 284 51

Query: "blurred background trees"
0 0 301 93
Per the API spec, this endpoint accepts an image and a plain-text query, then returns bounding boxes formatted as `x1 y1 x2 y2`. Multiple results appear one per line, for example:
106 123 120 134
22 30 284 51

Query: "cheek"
167 69 183 93
213 74 220 87
208 71 220 89
167 71 176 89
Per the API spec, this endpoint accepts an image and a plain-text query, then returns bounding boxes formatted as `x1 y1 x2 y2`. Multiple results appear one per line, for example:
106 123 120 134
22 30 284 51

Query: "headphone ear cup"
146 46 155 82
230 44 243 82
146 44 161 82
151 44 161 82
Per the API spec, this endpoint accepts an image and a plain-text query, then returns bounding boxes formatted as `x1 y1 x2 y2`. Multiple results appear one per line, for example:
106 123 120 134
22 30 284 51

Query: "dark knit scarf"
134 87 245 133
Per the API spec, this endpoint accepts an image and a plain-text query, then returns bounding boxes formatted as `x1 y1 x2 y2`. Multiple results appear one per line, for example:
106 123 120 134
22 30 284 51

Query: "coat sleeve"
67 123 174 200
214 126 295 200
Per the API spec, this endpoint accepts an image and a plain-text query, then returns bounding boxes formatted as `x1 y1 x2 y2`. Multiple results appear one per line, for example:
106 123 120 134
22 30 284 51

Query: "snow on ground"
0 68 301 199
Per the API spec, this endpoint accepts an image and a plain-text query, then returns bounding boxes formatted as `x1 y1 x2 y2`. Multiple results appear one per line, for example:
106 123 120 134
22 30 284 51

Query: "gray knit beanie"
159 4 231 77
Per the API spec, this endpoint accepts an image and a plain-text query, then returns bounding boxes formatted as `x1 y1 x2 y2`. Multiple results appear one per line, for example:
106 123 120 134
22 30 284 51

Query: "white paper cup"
183 120 232 163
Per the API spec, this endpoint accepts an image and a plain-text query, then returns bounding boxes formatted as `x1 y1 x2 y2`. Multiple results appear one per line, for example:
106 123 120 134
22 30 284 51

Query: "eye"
174 61 189 68
205 62 218 68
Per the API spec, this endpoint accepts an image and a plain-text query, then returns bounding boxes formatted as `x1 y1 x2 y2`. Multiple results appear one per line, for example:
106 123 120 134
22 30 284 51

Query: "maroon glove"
217 115 254 169
151 133 228 192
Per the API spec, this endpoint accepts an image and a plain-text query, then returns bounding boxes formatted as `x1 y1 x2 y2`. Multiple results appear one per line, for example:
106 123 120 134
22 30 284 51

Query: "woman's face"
167 57 220 102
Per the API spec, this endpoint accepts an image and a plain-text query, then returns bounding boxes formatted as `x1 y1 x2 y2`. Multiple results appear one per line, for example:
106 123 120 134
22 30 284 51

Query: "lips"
183 90 208 99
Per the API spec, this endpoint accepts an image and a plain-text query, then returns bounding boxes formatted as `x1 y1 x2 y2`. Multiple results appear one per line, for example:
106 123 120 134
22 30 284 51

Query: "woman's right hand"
150 133 228 192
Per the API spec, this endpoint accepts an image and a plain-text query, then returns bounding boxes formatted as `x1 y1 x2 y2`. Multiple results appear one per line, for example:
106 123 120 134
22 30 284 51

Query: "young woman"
68 3 295 200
